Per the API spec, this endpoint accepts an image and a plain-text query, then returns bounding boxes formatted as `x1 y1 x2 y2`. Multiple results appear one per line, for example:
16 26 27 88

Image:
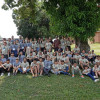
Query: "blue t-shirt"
13 62 20 67
19 55 25 62
44 60 53 69
9 57 16 64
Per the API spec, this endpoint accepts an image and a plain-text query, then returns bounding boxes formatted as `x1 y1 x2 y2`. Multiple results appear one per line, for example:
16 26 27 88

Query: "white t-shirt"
72 65 79 70
83 68 91 75
3 63 12 68
31 62 37 67
1 45 9 55
95 59 100 63
73 47 80 52
52 64 59 69
37 61 44 67
45 42 52 50
21 62 29 68
93 67 99 72
73 55 81 59
79 58 88 64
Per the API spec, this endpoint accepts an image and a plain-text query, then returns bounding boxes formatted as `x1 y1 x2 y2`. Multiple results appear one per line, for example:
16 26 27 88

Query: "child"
13 58 21 75
83 65 99 82
30 59 38 78
37 58 44 76
51 60 60 75
93 64 100 78
72 63 84 78
59 60 70 76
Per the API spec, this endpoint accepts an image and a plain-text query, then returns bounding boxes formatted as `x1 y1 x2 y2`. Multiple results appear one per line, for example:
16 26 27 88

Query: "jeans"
86 69 95 81
60 67 70 75
72 69 82 76
43 67 51 75
18 68 30 73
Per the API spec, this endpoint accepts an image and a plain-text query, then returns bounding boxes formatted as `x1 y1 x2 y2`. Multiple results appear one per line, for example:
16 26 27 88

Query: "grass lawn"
71 43 100 55
0 74 100 100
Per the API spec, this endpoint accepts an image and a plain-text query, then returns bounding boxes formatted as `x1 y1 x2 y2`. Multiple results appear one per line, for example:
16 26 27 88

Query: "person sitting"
51 60 60 75
44 55 52 77
72 62 84 78
59 60 71 76
3 59 12 76
83 65 99 82
0 61 6 76
79 55 89 69
37 57 44 76
13 58 21 75
92 64 100 78
19 58 30 74
30 59 38 78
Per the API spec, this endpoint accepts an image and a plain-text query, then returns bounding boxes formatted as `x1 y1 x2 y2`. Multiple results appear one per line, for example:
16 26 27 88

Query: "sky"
0 0 18 38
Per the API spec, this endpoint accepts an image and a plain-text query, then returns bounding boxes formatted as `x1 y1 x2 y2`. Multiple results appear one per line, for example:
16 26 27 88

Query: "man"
79 55 89 69
1 42 9 59
13 58 21 75
3 59 12 76
9 53 16 65
44 55 52 76
45 39 52 51
0 54 6 64
53 36 61 51
19 58 30 74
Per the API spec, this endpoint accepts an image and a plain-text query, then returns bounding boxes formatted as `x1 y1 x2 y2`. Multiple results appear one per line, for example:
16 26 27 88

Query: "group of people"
0 36 100 82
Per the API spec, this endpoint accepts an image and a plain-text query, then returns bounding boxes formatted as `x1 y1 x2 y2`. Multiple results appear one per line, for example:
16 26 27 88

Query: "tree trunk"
75 37 90 53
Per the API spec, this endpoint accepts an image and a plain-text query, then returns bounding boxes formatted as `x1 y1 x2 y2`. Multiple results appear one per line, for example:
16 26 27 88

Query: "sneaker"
48 74 51 77
32 74 35 78
1 73 4 76
81 75 84 78
94 79 99 82
72 75 74 78
94 76 97 78
8 73 10 76
68 73 71 76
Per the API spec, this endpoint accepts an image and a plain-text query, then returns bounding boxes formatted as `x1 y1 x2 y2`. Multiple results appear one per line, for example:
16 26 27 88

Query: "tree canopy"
43 0 100 51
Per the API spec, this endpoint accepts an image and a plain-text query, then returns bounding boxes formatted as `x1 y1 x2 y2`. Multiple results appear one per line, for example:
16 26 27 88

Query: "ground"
71 43 100 55
0 43 100 100
0 74 100 100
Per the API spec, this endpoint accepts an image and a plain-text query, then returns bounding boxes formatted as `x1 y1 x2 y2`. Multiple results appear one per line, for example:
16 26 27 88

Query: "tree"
2 0 50 39
12 1 50 39
2 0 37 22
44 0 100 52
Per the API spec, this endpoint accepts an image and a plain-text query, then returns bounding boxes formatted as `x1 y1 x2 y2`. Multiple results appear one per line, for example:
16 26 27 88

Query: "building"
94 31 100 43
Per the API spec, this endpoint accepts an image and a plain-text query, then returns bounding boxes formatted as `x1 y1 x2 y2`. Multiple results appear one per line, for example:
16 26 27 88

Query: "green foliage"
12 1 50 39
2 0 37 22
44 0 100 41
